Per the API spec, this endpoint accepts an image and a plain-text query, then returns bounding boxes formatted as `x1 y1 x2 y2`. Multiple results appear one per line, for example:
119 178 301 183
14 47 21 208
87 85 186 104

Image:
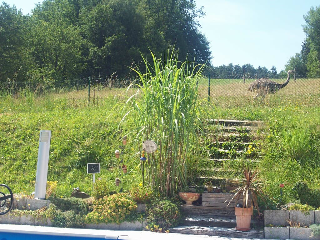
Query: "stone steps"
181 119 265 238
171 205 264 238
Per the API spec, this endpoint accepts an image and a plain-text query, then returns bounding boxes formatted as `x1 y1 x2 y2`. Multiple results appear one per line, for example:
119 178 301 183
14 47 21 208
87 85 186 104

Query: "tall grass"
125 52 203 196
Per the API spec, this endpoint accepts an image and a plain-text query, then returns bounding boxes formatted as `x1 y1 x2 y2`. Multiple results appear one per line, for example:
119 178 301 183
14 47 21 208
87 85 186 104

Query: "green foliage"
310 224 320 237
259 106 320 205
287 203 315 211
146 199 181 231
92 178 117 199
0 3 29 90
129 185 153 203
292 182 320 208
85 193 137 224
46 204 85 228
48 197 89 215
125 51 204 197
1 0 211 88
303 6 320 78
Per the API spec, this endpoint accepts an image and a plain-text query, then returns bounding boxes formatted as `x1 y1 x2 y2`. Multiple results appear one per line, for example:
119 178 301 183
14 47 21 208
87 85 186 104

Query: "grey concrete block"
86 223 120 230
290 227 317 240
0 215 21 224
315 211 320 224
20 215 35 225
264 227 289 239
264 210 289 226
119 221 146 230
290 210 315 227
27 199 50 210
14 198 50 210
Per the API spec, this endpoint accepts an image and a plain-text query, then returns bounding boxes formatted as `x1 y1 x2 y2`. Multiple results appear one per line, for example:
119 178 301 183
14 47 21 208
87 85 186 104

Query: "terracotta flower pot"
178 192 200 206
235 206 253 231
122 165 127 174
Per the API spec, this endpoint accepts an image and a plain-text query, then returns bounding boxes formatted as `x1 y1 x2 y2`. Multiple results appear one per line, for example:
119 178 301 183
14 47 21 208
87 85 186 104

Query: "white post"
35 130 51 200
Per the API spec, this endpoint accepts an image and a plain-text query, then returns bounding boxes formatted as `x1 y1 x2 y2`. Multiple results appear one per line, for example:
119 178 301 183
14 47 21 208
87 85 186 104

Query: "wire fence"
198 75 320 107
2 74 320 108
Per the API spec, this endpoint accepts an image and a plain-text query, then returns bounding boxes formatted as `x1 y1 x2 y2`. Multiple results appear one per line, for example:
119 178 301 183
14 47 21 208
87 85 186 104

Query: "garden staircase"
171 119 265 238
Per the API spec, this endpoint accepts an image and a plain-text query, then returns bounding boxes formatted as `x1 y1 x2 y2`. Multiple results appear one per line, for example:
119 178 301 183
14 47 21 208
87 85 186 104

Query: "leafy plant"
292 181 320 208
129 185 153 203
92 178 117 199
310 224 320 237
287 203 315 211
227 160 265 214
86 193 137 224
48 197 89 215
46 204 85 228
146 199 181 231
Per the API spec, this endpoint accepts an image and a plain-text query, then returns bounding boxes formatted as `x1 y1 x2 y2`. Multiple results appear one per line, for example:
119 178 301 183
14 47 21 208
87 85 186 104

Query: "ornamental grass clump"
126 51 204 197
86 193 137 224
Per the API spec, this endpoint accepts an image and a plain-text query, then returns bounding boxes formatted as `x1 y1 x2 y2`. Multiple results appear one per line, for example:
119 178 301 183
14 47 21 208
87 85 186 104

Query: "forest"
1 0 320 91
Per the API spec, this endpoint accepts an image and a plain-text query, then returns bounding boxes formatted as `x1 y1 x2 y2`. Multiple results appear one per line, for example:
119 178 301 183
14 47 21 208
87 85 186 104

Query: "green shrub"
86 193 137 224
292 182 320 208
311 224 320 237
49 197 89 215
146 199 181 231
129 185 153 203
46 204 85 228
288 203 315 212
92 179 117 199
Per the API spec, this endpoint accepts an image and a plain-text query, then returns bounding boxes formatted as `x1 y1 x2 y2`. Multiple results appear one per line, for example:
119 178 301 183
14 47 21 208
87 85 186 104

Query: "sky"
3 0 320 71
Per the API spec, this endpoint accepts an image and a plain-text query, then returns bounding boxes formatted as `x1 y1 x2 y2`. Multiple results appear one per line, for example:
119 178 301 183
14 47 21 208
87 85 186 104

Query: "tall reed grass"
126 52 203 196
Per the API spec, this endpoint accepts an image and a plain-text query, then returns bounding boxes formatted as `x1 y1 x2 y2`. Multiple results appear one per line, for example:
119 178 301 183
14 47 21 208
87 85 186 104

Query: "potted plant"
227 163 264 231
178 186 201 206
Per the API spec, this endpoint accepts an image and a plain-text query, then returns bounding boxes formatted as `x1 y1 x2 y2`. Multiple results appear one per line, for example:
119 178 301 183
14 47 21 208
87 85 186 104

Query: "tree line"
206 63 280 80
0 0 211 92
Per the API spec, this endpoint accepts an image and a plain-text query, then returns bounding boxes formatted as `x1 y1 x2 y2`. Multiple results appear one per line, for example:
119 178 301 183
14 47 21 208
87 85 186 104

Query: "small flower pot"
115 178 121 186
115 150 120 159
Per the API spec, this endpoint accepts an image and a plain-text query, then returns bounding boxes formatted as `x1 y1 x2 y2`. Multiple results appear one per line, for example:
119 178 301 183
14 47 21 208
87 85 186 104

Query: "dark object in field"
71 187 90 199
248 70 295 98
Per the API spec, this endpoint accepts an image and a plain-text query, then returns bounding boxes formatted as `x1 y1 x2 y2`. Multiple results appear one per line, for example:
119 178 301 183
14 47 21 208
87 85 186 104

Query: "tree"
303 6 320 77
307 47 320 77
145 0 211 64
285 53 307 78
0 3 28 90
270 66 278 78
27 3 85 88
80 0 146 78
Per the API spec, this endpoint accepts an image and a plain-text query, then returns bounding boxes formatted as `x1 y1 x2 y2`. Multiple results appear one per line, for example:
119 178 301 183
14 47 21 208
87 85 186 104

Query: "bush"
129 185 153 203
146 199 181 231
287 203 315 211
49 197 89 215
86 193 137 224
92 179 117 199
46 204 85 228
292 182 320 208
